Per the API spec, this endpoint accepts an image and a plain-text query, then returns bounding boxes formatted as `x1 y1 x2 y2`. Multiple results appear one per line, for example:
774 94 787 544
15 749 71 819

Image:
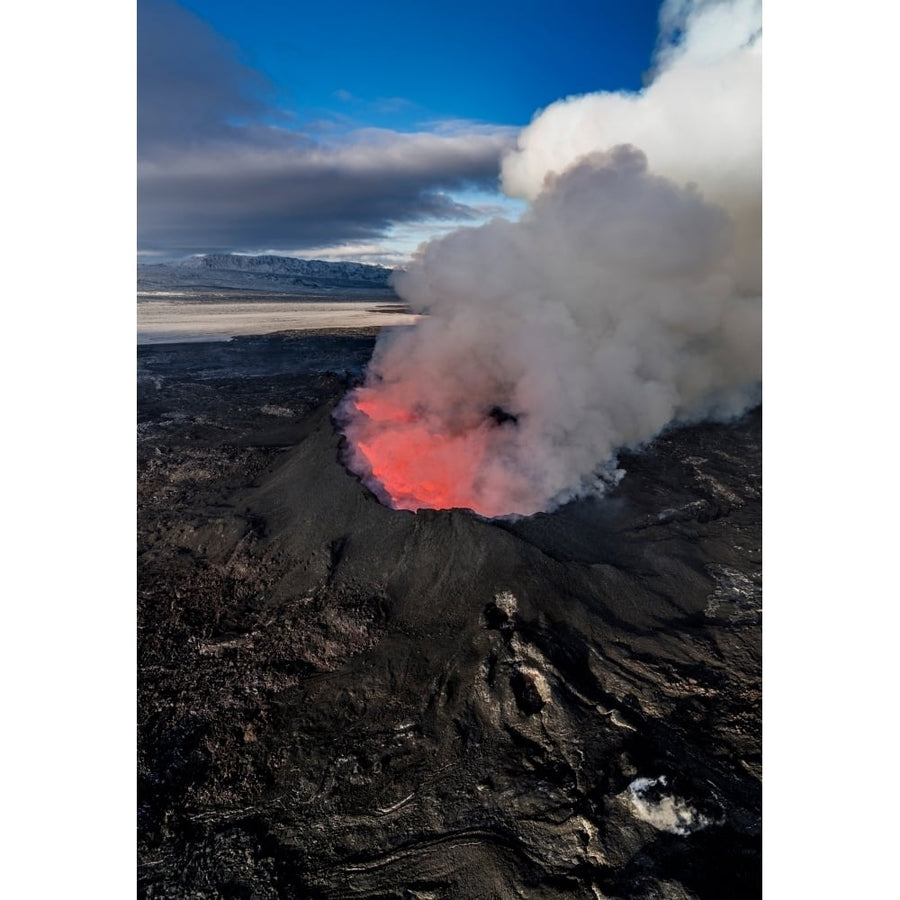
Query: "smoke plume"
338 0 761 518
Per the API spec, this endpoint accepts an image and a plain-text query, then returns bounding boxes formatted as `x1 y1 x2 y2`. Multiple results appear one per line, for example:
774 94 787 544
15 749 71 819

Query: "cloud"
338 0 761 517
138 0 271 150
137 0 514 255
502 0 761 293
138 129 513 253
285 241 406 266
655 0 762 67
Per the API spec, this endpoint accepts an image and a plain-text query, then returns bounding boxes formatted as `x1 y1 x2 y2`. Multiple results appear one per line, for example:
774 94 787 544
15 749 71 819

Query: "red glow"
353 393 417 426
349 390 496 514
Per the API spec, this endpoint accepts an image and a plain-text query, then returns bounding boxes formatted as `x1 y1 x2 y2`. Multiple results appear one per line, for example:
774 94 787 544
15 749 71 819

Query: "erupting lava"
345 389 518 518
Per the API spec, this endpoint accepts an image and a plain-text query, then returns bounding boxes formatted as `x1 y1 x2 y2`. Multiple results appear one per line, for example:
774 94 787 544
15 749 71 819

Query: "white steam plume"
502 0 761 293
339 0 761 518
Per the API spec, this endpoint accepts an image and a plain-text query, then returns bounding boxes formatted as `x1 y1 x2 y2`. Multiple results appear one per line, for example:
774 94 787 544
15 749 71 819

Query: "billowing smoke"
338 0 761 518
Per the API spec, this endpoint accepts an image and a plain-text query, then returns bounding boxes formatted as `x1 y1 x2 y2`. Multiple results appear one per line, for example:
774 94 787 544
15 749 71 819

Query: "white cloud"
339 0 761 517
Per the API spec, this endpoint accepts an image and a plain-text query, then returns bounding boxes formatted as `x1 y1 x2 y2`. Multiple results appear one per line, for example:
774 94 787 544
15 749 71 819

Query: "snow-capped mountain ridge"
139 254 396 294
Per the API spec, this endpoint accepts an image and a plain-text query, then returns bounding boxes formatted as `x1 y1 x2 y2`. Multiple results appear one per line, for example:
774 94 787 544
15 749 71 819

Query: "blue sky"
174 0 661 129
138 0 664 264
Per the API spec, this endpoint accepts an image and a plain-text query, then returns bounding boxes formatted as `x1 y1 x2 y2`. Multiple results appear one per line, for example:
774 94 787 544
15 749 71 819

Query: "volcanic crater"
138 329 761 899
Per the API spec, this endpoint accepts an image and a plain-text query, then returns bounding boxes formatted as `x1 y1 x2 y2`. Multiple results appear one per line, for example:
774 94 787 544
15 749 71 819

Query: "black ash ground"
138 330 760 899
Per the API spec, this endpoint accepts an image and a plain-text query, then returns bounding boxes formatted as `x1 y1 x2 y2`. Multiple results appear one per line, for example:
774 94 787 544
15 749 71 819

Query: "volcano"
138 330 761 899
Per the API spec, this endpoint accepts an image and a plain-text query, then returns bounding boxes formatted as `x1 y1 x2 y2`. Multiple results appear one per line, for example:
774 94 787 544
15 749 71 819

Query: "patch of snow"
624 776 716 835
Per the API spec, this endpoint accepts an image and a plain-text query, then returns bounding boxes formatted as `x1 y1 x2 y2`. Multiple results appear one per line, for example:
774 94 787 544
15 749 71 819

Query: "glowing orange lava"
350 390 496 514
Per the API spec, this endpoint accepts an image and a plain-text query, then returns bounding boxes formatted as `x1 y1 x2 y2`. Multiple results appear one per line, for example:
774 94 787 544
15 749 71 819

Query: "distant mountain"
138 254 396 294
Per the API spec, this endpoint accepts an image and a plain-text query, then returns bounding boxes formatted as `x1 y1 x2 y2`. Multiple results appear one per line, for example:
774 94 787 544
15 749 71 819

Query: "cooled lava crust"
138 330 761 899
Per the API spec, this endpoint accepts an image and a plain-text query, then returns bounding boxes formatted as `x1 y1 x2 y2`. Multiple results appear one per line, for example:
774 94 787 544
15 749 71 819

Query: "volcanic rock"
138 330 761 898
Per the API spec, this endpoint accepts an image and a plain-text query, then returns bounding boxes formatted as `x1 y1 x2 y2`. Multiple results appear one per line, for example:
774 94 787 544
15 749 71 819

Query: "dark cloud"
138 0 271 149
137 1 514 255
138 131 512 253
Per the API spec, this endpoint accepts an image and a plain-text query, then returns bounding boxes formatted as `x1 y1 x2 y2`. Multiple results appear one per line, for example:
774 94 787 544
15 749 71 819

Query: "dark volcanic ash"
339 0 761 518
